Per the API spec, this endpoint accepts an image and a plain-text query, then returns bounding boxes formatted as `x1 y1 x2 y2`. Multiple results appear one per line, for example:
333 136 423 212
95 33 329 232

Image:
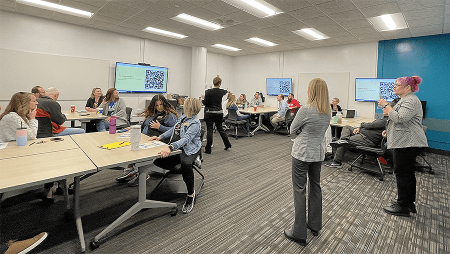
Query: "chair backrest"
125 107 132 125
36 117 53 138
226 109 239 122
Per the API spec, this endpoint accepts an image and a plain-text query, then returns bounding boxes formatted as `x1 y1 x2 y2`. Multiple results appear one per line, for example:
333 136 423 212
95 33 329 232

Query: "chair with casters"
225 109 250 139
348 137 392 181
275 107 300 136
149 128 205 197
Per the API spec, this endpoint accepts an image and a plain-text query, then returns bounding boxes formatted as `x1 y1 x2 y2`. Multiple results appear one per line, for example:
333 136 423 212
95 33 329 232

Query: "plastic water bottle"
130 125 141 151
109 116 116 134
16 127 28 146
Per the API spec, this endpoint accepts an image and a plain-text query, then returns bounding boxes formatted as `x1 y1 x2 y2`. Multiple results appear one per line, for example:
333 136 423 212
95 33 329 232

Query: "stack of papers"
139 141 166 149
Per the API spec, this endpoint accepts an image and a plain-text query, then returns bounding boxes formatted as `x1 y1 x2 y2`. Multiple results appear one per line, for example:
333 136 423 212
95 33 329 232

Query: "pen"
29 142 36 146
119 142 125 145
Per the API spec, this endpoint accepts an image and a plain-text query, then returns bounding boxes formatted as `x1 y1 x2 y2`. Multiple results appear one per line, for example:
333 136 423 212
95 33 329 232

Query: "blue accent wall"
377 34 450 151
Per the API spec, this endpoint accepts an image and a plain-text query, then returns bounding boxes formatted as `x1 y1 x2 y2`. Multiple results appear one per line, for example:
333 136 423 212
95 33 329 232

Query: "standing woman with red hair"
378 76 428 217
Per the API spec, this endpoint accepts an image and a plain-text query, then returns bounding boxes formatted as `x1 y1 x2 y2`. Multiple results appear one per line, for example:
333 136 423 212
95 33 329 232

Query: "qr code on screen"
145 70 165 90
279 81 290 94
380 81 396 100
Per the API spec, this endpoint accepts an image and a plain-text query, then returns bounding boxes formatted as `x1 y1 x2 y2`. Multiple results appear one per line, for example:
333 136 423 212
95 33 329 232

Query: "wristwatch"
382 104 389 109
168 144 174 152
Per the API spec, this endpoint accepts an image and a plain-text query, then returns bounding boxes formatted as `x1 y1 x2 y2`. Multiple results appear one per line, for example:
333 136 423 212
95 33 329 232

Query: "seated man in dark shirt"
326 98 399 168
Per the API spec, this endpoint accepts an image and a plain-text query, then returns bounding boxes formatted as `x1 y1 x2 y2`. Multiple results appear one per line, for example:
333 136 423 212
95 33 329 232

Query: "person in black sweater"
202 75 231 154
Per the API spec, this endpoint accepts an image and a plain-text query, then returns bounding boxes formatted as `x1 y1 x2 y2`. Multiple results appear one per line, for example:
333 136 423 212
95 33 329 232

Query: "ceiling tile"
302 15 339 27
15 4 55 18
153 0 198 11
100 2 142 16
109 0 156 10
351 0 398 9
337 18 373 29
359 2 402 18
58 0 100 13
398 0 445 11
258 26 293 35
315 0 358 15
52 12 87 25
202 0 240 16
287 6 326 21
329 10 366 23
0 0 15 9
403 6 445 20
184 0 215 6
380 28 412 39
137 3 180 19
245 18 277 29
74 0 109 8
265 13 300 25
280 21 309 31
265 0 312 12
185 7 222 21
409 24 444 33
407 16 445 27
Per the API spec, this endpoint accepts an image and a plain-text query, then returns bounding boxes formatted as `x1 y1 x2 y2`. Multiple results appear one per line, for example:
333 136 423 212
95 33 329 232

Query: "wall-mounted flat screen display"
115 62 168 93
355 78 399 102
266 78 292 96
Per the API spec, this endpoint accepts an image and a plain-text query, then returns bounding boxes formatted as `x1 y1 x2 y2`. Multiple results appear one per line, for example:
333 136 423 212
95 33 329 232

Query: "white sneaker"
115 167 137 183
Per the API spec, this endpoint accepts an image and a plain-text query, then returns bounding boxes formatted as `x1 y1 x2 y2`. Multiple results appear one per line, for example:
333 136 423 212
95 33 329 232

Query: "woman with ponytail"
378 76 428 217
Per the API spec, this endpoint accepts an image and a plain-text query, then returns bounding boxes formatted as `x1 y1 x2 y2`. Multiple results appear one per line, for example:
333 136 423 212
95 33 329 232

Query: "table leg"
251 113 270 135
71 120 75 128
81 122 87 131
91 164 177 247
73 176 86 252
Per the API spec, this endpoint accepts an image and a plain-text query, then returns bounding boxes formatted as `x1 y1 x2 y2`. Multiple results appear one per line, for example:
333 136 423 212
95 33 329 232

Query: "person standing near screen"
284 78 331 246
202 75 231 154
378 76 428 217
85 88 104 112
97 88 128 131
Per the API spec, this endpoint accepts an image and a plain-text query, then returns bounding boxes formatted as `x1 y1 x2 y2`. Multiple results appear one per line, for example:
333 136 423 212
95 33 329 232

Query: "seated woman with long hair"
116 94 179 186
97 88 128 131
149 98 202 214
227 94 251 135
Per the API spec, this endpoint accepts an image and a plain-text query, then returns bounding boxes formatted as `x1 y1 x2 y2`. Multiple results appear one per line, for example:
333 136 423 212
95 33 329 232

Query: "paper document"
99 141 131 150
139 141 166 149
0 142 8 149
118 133 131 138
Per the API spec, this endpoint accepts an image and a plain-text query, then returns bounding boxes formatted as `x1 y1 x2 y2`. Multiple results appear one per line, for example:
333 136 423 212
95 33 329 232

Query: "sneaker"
115 167 137 183
5 232 48 254
127 173 150 187
391 199 417 213
325 162 342 168
182 191 195 214
194 156 202 169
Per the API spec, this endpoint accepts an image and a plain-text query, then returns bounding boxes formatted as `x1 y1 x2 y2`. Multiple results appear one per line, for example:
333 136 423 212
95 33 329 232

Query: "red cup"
253 106 257 111
70 105 75 113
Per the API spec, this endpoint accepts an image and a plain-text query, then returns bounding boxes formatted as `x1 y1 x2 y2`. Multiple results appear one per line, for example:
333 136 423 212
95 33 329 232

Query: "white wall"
1 10 379 119
232 43 379 117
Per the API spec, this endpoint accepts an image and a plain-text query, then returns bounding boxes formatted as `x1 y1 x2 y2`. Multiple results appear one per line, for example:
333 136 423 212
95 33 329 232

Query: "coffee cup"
253 106 257 111
70 105 75 113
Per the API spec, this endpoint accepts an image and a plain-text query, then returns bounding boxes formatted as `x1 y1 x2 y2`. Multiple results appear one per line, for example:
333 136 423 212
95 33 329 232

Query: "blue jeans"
96 120 110 132
291 157 322 239
237 114 250 132
54 127 85 136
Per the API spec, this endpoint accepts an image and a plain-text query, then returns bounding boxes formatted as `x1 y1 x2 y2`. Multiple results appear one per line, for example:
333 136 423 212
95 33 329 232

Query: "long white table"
63 110 107 130
70 132 180 250
0 137 97 253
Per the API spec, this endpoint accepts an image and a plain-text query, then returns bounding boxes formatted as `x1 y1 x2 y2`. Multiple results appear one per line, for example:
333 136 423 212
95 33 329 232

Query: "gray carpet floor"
1 129 449 254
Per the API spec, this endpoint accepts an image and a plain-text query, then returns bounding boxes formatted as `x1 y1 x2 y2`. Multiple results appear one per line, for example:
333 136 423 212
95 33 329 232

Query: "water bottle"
337 112 342 124
109 116 116 134
130 125 141 151
16 127 28 146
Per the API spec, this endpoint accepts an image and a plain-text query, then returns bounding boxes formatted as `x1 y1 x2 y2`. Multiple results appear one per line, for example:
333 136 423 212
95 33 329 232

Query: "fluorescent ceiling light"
292 28 330 41
212 44 241 51
143 27 187 39
173 13 222 31
222 0 282 18
245 37 277 47
367 13 408 32
16 0 93 18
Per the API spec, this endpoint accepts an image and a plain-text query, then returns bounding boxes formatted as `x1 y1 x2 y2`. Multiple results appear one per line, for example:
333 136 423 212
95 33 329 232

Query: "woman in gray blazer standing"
378 76 428 217
284 78 331 245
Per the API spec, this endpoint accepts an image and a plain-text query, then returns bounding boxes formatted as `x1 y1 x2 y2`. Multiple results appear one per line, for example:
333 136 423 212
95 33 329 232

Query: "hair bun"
412 76 422 85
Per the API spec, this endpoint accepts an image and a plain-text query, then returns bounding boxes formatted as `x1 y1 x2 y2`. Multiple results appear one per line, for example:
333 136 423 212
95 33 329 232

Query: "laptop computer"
343 109 355 118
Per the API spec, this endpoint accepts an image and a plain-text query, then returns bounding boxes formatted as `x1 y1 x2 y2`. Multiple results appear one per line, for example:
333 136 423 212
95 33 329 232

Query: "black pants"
392 147 421 207
153 149 200 195
204 112 231 153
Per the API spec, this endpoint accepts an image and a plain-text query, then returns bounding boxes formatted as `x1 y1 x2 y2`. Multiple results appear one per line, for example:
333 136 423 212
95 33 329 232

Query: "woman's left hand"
377 99 388 108
382 105 392 115
158 147 171 158
150 120 161 129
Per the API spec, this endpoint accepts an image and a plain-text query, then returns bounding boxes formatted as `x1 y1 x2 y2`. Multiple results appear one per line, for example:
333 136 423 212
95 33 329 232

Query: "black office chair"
149 128 205 197
225 109 250 139
275 107 300 136
349 137 392 181
125 107 133 125
36 117 53 138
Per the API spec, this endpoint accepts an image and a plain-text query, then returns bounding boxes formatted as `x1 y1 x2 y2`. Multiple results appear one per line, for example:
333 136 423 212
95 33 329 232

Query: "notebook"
343 109 355 118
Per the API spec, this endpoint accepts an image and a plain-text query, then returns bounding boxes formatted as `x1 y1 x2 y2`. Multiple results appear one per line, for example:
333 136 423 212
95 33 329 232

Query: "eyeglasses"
394 83 402 87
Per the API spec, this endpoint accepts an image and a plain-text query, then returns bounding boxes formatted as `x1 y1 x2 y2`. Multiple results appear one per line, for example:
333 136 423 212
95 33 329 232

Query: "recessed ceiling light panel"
173 13 223 31
245 37 277 47
212 44 241 51
368 13 408 32
222 0 283 18
16 0 93 18
292 28 330 41
143 27 187 39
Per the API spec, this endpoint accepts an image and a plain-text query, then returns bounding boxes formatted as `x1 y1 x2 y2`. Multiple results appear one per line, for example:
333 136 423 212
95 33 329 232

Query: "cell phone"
117 129 129 133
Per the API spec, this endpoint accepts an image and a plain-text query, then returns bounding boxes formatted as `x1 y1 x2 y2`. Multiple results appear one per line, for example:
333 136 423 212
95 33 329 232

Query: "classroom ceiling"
2 0 450 56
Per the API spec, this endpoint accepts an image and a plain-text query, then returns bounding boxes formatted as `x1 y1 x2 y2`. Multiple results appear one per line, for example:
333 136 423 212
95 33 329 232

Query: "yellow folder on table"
99 141 131 150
